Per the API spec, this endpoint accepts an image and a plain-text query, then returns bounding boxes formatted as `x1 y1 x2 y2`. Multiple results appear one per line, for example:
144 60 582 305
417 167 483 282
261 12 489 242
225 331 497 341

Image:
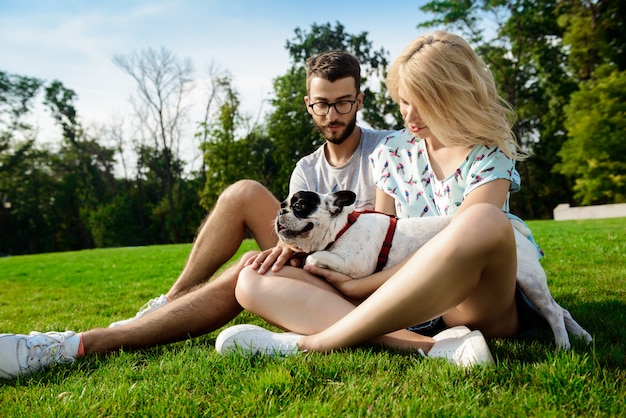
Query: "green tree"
0 71 42 143
0 71 43 198
0 142 60 254
133 143 187 244
1 73 115 253
557 0 626 78
114 47 194 243
556 66 626 204
199 75 276 210
0 71 42 207
44 81 118 249
555 0 626 205
0 71 56 254
200 76 247 209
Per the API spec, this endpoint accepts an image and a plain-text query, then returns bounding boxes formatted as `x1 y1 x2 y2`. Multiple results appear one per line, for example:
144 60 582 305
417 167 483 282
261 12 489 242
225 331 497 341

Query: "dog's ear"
329 191 356 215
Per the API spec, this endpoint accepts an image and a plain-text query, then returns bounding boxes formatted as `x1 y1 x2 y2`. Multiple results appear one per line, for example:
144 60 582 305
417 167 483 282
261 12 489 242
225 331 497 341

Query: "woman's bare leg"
237 260 435 353
299 203 519 352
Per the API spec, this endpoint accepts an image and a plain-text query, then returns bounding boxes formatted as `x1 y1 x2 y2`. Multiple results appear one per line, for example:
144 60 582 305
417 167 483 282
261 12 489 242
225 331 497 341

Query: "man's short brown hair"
306 50 361 93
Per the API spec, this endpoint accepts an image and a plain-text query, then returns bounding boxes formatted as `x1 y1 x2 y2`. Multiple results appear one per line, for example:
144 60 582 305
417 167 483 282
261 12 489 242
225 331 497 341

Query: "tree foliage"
557 66 626 204
554 0 626 205
199 75 275 210
114 47 194 243
0 74 120 253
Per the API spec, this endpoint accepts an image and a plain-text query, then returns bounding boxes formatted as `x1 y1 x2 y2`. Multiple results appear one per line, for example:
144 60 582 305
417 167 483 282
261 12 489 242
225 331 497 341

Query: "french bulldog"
276 190 593 350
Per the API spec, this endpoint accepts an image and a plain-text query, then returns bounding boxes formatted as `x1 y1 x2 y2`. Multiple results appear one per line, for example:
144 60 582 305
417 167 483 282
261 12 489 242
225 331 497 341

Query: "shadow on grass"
575 299 626 369
497 298 625 369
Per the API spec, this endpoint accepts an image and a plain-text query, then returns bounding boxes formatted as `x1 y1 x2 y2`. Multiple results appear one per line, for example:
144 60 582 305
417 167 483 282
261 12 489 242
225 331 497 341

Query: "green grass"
1 218 625 416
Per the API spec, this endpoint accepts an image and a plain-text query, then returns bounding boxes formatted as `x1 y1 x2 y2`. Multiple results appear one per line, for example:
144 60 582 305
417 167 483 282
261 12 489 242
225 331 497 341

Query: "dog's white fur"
276 190 592 350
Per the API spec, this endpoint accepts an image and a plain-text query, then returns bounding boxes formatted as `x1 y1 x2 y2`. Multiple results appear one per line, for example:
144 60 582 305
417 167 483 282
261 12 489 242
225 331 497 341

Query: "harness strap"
330 210 398 273
376 215 397 272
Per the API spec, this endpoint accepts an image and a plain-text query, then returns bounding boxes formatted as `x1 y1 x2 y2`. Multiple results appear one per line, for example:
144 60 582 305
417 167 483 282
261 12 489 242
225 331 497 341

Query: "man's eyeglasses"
308 96 358 116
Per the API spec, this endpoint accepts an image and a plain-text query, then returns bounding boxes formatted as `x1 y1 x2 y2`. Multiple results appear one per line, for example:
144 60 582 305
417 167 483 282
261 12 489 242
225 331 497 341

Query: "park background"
1 0 625 256
1 2 625 415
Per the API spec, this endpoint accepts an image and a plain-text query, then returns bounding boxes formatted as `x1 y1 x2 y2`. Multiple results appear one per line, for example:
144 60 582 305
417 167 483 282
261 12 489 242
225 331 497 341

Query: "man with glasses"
309 97 358 115
0 50 394 379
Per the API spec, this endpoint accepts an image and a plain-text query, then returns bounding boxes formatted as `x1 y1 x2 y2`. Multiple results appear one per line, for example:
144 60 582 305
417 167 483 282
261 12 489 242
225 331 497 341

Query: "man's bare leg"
0 260 252 379
108 180 278 328
167 180 280 300
85 257 255 353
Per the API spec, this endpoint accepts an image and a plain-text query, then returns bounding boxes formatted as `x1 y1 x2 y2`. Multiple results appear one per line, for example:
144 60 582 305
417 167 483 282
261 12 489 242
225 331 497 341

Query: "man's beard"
314 114 357 145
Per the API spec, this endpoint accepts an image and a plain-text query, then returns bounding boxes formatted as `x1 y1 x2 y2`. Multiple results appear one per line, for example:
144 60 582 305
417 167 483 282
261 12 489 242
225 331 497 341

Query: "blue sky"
0 0 432 160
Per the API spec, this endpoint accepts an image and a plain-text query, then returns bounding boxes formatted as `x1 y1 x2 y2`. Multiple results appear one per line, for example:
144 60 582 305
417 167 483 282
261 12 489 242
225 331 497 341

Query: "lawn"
1 218 625 416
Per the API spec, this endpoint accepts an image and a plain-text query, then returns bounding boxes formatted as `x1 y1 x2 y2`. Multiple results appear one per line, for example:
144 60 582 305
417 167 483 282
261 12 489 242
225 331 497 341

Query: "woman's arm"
454 178 511 218
304 256 410 300
374 189 396 215
305 189 399 299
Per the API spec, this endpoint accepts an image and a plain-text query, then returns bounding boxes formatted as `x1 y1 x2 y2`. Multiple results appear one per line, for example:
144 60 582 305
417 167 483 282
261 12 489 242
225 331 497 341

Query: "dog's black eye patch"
290 191 320 219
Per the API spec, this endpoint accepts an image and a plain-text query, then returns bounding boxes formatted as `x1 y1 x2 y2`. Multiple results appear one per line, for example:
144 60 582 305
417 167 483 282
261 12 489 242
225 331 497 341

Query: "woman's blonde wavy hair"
387 31 527 160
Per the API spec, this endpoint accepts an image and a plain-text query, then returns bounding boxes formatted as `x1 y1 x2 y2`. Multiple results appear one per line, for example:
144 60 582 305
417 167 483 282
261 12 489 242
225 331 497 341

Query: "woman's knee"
455 204 514 248
234 265 266 309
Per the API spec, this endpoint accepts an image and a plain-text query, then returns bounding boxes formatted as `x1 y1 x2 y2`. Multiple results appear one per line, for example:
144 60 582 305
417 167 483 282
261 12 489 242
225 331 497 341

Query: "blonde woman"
217 31 537 367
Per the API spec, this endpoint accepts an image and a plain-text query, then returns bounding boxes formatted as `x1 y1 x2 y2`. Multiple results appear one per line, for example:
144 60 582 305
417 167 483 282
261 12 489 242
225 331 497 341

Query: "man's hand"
245 241 304 274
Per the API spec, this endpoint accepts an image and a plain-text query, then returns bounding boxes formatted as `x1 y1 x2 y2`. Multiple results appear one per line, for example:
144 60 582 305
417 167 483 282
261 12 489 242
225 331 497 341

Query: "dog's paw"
305 254 329 269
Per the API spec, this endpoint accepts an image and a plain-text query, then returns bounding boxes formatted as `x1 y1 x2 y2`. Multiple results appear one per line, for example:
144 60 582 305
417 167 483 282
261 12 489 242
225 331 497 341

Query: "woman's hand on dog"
303 264 365 299
305 263 400 301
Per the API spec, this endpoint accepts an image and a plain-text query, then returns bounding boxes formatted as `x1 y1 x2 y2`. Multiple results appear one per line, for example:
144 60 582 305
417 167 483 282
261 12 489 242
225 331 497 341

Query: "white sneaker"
109 294 169 328
427 330 494 367
432 325 472 341
0 331 80 379
215 324 302 357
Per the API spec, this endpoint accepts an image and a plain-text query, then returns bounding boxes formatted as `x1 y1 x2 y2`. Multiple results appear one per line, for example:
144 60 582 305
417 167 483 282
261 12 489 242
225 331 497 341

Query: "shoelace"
136 298 160 316
25 333 68 371
136 296 167 317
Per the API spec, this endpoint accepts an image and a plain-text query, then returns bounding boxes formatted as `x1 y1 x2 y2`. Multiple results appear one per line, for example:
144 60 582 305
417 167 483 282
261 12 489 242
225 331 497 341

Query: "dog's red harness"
331 210 398 273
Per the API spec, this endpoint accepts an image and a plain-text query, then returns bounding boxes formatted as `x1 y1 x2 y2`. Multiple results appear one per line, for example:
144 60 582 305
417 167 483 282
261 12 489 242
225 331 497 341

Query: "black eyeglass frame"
307 95 359 116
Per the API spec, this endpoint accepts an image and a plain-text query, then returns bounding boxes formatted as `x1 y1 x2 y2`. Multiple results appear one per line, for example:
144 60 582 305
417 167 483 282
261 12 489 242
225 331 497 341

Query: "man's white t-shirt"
289 128 395 211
